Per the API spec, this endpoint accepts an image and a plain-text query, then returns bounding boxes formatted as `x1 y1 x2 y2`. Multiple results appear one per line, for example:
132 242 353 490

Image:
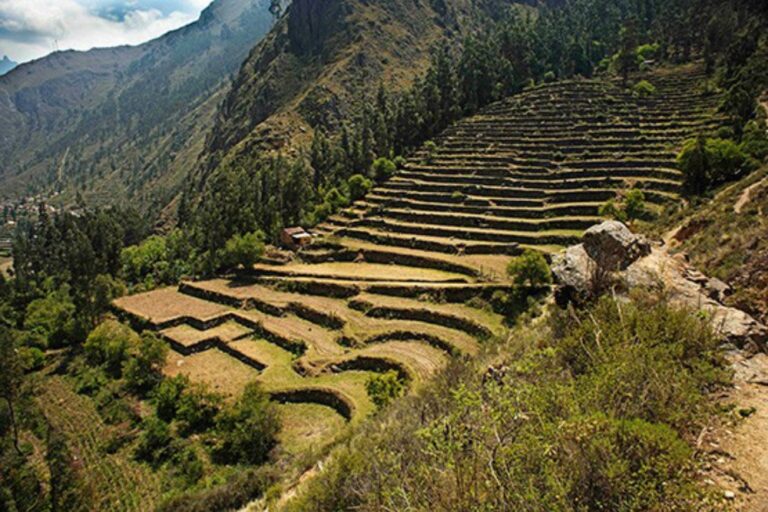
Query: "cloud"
0 0 212 63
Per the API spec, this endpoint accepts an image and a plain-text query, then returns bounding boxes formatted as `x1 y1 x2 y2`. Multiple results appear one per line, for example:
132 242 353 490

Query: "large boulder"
582 221 651 271
551 244 594 306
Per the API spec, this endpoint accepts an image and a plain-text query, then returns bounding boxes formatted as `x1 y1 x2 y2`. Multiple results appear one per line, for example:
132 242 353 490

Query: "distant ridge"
0 56 16 76
0 0 276 212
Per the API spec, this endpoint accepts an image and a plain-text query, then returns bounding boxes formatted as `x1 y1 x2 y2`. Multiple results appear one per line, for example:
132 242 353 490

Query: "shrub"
324 188 350 209
366 371 404 409
156 467 275 512
220 230 265 270
543 70 556 83
601 190 647 222
598 199 627 222
506 249 552 288
632 79 656 96
348 174 373 201
422 141 438 164
677 136 750 194
135 416 172 464
123 332 168 394
24 287 78 348
214 382 280 465
393 155 407 169
152 375 189 422
740 119 768 161
176 383 221 436
168 445 204 488
18 347 45 371
371 157 397 181
635 42 660 61
623 189 647 220
554 293 728 430
84 320 140 375
74 366 108 395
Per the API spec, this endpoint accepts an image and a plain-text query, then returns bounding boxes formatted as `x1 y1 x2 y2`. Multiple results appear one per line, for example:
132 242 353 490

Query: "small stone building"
281 227 312 250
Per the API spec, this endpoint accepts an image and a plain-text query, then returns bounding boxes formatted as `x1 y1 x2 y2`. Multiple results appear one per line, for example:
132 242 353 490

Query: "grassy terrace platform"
113 64 723 456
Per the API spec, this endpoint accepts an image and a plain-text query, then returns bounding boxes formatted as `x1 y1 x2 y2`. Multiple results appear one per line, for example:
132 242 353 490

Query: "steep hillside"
321 65 722 255
108 65 727 504
0 0 276 211
199 0 525 175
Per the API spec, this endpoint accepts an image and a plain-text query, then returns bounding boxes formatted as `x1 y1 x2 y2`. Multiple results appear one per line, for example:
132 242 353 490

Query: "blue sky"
0 0 213 64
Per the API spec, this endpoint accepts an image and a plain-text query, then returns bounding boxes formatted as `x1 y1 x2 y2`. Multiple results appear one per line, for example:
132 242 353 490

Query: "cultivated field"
113 64 722 455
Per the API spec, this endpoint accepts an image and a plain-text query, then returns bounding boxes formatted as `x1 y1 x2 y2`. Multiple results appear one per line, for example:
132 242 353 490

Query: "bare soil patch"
704 352 768 511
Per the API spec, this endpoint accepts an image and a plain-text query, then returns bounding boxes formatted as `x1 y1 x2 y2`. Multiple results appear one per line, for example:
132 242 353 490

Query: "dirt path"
734 178 766 214
703 352 768 510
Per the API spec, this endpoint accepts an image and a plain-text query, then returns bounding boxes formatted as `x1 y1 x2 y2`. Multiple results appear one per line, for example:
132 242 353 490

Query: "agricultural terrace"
113 64 723 454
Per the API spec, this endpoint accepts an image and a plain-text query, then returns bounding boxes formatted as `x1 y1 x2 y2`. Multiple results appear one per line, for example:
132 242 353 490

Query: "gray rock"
704 277 732 302
582 221 651 271
551 244 595 306
712 307 768 349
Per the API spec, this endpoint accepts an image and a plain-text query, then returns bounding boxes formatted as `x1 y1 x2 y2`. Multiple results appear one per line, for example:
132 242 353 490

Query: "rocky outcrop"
582 220 651 270
552 221 768 350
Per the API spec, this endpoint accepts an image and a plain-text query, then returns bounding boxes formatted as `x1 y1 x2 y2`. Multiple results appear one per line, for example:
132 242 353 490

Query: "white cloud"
0 0 212 63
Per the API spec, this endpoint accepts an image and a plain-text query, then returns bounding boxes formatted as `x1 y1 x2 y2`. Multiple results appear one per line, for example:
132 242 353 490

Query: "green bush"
554 294 728 430
18 347 45 371
24 287 79 348
123 332 168 394
740 119 768 161
214 382 280 465
84 320 140 375
365 371 404 409
74 366 108 395
600 190 648 222
598 199 627 222
506 249 552 288
677 136 750 194
348 174 373 201
624 189 647 220
135 416 172 464
176 383 221 436
168 445 204 488
371 157 397 181
324 188 350 209
635 42 660 61
632 79 656 96
220 230 265 270
152 375 189 422
422 141 438 164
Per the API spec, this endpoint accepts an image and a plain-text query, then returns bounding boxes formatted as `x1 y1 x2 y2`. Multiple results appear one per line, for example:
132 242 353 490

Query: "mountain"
0 56 17 76
0 0 277 213
198 0 527 177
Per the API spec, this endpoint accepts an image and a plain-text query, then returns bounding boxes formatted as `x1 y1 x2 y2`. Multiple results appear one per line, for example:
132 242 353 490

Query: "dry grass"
114 287 229 324
160 321 252 347
165 348 260 397
251 261 468 282
276 403 347 457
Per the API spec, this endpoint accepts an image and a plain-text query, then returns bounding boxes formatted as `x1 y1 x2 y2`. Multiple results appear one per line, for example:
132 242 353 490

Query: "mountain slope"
0 0 276 211
199 0 526 176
